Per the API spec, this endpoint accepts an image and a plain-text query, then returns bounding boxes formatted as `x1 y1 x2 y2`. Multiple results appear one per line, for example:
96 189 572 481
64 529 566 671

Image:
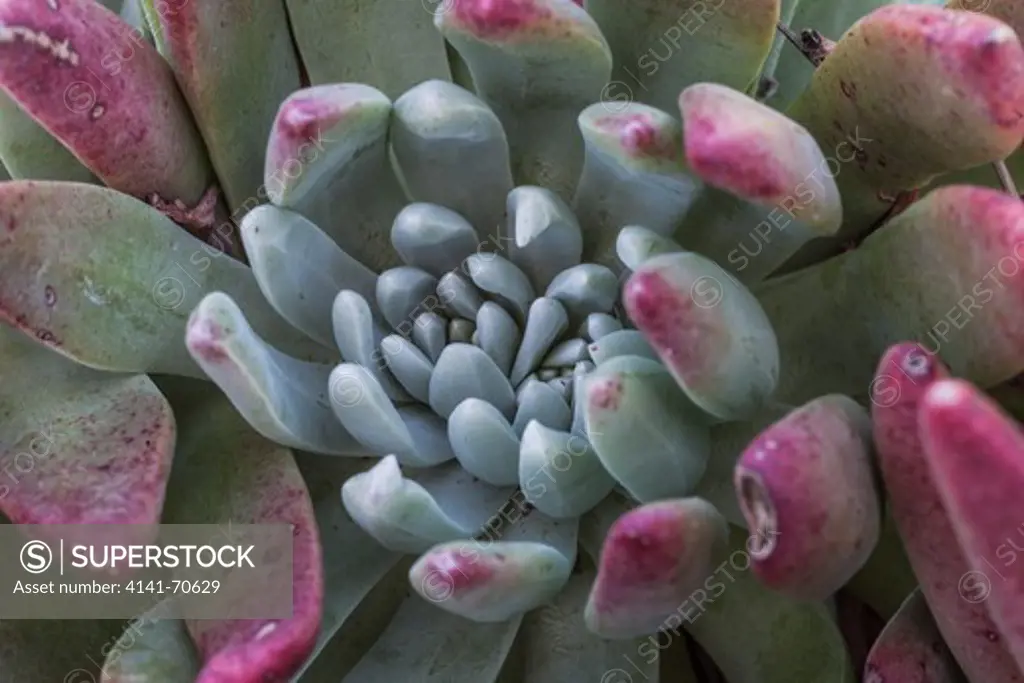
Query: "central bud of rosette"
329 186 624 517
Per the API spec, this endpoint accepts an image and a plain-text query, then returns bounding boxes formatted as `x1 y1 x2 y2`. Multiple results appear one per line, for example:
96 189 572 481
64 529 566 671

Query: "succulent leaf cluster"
0 0 1023 682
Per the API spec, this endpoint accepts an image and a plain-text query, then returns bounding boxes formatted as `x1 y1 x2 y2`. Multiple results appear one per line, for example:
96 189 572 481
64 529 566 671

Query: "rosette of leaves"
0 0 1022 682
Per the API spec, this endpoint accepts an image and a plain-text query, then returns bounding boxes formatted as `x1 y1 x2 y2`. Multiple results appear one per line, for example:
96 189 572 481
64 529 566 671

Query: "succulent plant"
1 0 1024 681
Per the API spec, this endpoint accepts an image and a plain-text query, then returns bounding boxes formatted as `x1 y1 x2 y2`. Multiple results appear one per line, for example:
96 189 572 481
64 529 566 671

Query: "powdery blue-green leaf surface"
341 455 512 553
265 84 406 274
285 0 450 97
143 0 301 215
436 0 613 200
0 181 330 375
340 596 520 682
185 292 362 456
585 0 780 112
585 355 711 501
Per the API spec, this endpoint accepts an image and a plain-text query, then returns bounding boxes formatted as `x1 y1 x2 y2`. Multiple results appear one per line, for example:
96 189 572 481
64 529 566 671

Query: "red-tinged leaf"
864 589 965 683
785 4 1024 253
735 395 879 601
920 378 1024 675
161 391 322 683
871 343 1022 683
0 325 174 545
0 0 216 207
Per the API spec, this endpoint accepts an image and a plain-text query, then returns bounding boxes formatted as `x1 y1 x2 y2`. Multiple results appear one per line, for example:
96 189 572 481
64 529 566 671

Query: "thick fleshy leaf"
586 0 779 112
380 334 433 404
684 526 853 683
100 602 200 683
920 378 1024 673
329 364 453 466
863 589 964 683
573 102 698 266
585 355 710 501
544 263 620 327
587 329 659 366
143 0 301 214
376 266 439 330
513 379 573 436
761 186 1024 403
0 0 217 210
284 0 450 97
0 325 174 535
265 84 405 273
436 0 613 199
785 4 1024 251
430 343 518 419
585 498 729 638
341 456 512 554
581 312 623 341
392 81 513 236
161 392 322 683
616 224 685 273
448 398 521 486
439 273 484 323
507 185 584 291
409 512 577 621
290 463 402 681
676 83 843 283
872 342 1021 682
341 595 519 682
519 420 615 518
513 568 663 682
242 205 378 349
0 181 328 375
510 297 569 386
735 394 880 600
186 292 367 457
542 337 589 368
625 252 780 419
331 291 410 403
465 253 537 324
391 202 482 277
411 312 448 364
0 92 96 182
692 406 788 527
475 301 521 375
